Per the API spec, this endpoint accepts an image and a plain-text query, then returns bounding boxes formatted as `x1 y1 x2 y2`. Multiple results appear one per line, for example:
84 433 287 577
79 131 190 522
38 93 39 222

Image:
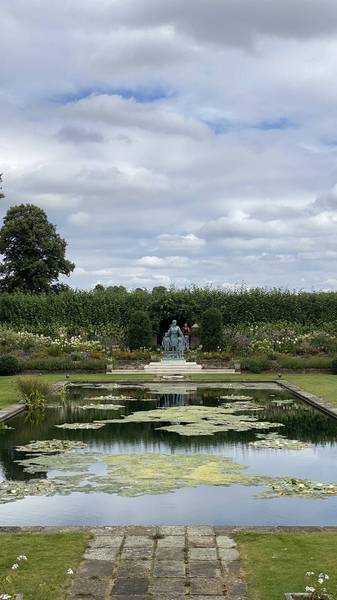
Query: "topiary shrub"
200 308 223 351
0 354 22 375
128 311 152 350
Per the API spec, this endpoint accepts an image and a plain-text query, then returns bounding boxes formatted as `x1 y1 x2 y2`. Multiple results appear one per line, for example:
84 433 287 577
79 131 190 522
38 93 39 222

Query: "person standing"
182 322 191 351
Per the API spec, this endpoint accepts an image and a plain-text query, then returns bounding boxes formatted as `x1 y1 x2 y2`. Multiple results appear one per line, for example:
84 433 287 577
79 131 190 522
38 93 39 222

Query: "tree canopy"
0 204 74 293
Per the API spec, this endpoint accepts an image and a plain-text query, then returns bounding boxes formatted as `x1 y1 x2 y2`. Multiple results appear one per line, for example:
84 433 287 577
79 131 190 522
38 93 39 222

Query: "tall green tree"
0 204 75 293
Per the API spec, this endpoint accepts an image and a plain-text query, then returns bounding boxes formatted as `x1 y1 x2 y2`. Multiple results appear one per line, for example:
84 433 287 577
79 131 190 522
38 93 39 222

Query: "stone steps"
144 361 203 374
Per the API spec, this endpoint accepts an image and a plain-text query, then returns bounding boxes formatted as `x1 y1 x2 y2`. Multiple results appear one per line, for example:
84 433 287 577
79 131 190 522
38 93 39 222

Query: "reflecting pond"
1 382 337 525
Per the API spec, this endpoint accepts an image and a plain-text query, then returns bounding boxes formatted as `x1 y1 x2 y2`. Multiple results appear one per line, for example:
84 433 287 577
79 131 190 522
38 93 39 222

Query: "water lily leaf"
0 423 14 432
55 422 105 430
220 395 253 401
79 404 124 411
259 477 337 499
249 433 312 450
102 405 284 437
16 439 88 454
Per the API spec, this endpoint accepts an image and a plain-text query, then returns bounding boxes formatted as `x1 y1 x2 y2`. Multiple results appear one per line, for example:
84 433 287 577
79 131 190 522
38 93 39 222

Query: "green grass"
0 531 89 600
237 531 337 600
287 373 337 407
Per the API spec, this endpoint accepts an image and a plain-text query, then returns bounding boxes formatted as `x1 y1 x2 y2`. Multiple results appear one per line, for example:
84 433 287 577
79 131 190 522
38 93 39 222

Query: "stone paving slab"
69 526 247 599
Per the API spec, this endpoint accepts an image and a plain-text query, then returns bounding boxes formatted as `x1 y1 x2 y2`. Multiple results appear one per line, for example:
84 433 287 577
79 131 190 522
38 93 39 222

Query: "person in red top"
182 322 190 350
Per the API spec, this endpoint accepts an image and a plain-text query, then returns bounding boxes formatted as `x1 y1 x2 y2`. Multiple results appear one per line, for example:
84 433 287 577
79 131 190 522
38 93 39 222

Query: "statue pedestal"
144 358 202 374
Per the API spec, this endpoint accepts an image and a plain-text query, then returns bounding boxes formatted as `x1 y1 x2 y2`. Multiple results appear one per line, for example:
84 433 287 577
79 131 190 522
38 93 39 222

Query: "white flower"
306 571 315 576
67 568 74 575
11 563 19 570
318 577 324 584
17 555 27 561
305 586 315 592
0 594 12 599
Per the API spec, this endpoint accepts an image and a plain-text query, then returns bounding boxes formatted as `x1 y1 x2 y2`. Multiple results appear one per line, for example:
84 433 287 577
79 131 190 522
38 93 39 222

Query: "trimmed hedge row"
1 288 337 334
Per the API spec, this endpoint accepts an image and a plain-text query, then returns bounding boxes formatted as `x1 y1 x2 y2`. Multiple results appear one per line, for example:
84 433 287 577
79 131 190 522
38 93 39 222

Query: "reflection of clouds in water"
1 384 337 524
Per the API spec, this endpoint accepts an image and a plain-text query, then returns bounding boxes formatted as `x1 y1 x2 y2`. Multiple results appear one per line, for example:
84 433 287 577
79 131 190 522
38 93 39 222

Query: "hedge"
1 288 337 335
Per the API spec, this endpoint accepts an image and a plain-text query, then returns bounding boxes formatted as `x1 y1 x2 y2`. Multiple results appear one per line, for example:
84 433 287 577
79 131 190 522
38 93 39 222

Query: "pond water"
1 382 337 526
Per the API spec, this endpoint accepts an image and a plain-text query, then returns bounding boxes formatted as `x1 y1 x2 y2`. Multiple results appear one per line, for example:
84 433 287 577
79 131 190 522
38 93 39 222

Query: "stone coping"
0 402 25 423
1 525 336 534
279 379 337 420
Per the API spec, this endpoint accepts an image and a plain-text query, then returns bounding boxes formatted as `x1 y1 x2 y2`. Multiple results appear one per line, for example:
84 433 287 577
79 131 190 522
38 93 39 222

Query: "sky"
2 0 337 291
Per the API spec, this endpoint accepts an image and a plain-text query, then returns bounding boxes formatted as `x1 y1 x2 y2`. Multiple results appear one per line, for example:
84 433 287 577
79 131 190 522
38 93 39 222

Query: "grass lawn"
0 531 89 600
287 373 337 407
237 531 337 600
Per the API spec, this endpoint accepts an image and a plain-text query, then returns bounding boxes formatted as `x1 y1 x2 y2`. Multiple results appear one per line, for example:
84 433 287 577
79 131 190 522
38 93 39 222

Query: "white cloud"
2 0 337 290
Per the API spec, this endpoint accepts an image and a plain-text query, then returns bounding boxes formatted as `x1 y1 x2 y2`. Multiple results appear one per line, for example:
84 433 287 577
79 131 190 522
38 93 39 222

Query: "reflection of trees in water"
159 393 200 407
2 386 337 482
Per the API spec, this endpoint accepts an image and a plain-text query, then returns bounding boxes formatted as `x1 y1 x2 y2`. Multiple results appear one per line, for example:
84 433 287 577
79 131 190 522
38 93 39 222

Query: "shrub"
200 308 223 351
111 349 152 361
17 376 54 402
19 356 106 372
275 354 332 370
332 357 337 374
128 311 152 350
241 355 272 373
0 354 22 375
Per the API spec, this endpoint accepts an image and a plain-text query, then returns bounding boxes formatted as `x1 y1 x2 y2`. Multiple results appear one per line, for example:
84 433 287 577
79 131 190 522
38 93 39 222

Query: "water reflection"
1 383 337 525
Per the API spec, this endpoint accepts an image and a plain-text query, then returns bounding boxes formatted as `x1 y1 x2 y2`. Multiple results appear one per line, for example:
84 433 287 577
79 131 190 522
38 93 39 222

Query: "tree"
200 307 223 351
0 204 75 293
128 310 152 350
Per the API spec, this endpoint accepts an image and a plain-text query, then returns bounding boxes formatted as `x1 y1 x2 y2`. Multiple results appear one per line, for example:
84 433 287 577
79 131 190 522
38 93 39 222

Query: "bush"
19 356 106 372
241 355 272 373
17 376 54 402
128 311 152 350
332 357 337 374
200 308 223 351
275 354 332 370
111 349 152 361
0 354 22 375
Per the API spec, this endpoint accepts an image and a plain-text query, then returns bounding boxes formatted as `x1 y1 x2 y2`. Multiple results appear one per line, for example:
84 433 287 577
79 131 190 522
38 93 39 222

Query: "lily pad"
249 433 312 450
259 477 337 499
80 404 124 411
0 478 58 504
220 395 253 401
89 395 146 402
0 423 14 432
16 439 88 454
55 422 105 430
220 401 264 412
6 450 337 503
104 405 284 437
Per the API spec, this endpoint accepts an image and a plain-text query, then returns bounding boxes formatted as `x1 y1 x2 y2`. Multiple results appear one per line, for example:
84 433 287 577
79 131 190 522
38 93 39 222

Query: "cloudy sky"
2 0 337 290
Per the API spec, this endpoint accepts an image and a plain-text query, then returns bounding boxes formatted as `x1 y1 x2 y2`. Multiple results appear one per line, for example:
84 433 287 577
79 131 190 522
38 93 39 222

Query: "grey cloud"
114 0 337 47
57 126 104 144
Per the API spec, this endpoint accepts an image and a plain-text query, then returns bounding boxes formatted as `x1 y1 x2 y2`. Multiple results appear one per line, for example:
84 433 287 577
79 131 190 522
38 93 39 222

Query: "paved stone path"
69 526 246 600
